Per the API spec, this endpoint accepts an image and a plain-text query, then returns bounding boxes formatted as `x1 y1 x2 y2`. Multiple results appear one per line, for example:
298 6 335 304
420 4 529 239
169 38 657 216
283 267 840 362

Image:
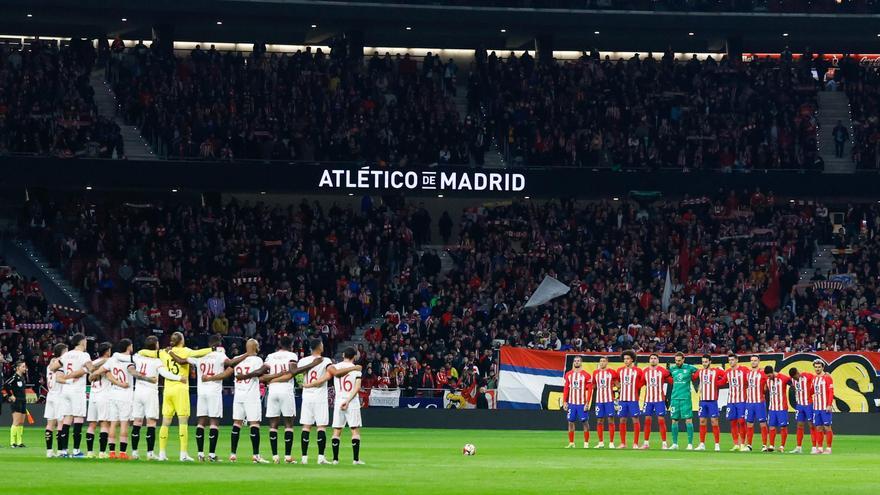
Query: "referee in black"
2 361 28 448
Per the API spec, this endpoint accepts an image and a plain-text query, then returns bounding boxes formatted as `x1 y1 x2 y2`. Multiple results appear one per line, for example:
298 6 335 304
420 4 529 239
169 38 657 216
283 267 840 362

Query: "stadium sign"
498 347 880 412
318 168 526 192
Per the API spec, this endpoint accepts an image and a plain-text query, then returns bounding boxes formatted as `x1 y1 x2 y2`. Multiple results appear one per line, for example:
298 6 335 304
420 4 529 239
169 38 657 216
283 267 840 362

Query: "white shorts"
197 392 223 418
44 394 65 421
332 406 362 429
61 389 88 418
266 391 296 418
232 400 261 423
106 398 132 422
132 391 160 420
300 399 329 426
86 397 110 423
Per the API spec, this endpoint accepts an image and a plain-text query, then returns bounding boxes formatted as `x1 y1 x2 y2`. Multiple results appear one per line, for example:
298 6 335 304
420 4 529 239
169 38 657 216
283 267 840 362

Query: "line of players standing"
39 332 366 464
562 351 835 454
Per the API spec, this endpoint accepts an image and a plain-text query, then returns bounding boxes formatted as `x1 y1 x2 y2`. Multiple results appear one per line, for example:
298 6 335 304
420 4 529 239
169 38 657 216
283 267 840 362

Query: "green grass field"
1 427 877 494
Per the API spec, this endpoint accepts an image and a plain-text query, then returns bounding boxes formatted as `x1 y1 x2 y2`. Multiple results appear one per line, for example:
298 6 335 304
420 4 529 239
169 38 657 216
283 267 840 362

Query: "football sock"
609 423 616 443
158 425 169 453
46 429 54 450
633 422 641 445
131 426 141 451
780 429 788 447
109 443 116 453
619 423 627 445
317 430 327 455
195 426 204 454
120 441 127 453
712 424 720 444
146 426 156 452
568 431 574 443
10 426 15 446
300 430 310 456
671 422 679 444
331 437 340 461
208 427 219 455
86 431 95 452
230 425 240 454
730 421 738 444
73 422 83 450
738 419 747 441
583 428 589 443
685 422 694 444
284 429 294 457
269 429 278 456
699 424 707 443
746 425 755 445
643 417 652 442
352 438 361 462
250 426 260 456
179 424 189 455
99 431 108 453
597 422 605 442
796 425 804 447
769 428 777 446
760 424 768 445
59 424 70 451
825 430 833 447
659 418 667 441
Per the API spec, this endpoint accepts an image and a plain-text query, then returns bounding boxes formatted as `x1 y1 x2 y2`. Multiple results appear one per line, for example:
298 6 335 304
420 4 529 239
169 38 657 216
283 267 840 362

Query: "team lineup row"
560 351 836 454
14 332 366 464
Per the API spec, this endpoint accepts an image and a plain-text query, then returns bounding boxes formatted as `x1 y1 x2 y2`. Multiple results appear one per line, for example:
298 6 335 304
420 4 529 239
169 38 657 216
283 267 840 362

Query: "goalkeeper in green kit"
668 352 697 450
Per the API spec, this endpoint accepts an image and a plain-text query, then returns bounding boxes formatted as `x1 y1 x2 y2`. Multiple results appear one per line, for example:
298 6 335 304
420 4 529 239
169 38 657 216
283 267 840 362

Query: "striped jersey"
563 369 593 406
793 372 815 406
643 366 671 402
616 366 644 402
725 366 749 403
693 367 726 401
592 368 618 403
812 374 834 409
767 374 790 411
744 368 767 403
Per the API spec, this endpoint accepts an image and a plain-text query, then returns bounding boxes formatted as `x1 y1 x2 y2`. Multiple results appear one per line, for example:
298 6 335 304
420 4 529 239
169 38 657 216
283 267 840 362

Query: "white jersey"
332 361 362 409
189 349 229 395
60 349 92 393
132 354 163 393
103 353 135 401
265 350 298 394
233 356 263 402
46 361 62 398
89 357 110 401
299 355 332 401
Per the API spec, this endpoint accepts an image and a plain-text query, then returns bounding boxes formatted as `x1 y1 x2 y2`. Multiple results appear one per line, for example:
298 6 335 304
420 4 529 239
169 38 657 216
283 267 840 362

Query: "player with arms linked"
562 356 593 448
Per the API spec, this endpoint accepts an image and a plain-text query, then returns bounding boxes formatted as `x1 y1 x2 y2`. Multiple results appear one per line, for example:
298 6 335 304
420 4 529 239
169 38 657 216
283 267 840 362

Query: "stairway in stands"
817 91 855 174
89 68 157 160
798 245 835 283
453 77 506 168
334 317 383 359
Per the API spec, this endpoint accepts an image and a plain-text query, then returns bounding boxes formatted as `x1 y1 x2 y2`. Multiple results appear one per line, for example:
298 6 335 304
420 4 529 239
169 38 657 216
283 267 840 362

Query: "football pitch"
1 428 878 494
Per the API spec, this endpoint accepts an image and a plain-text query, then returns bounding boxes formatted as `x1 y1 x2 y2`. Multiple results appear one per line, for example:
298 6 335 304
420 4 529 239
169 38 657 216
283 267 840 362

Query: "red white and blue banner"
497 346 880 412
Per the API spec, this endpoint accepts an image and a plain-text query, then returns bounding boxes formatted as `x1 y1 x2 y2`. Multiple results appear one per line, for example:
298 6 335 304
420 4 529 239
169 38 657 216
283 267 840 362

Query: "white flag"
661 267 672 311
524 276 570 309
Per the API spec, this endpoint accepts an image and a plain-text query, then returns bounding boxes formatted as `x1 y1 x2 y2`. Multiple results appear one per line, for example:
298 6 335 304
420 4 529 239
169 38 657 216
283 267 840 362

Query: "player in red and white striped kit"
743 356 769 452
562 357 593 449
692 354 726 451
811 360 835 455
724 353 749 451
789 368 816 454
764 366 790 453
640 354 671 450
616 350 645 449
592 356 618 448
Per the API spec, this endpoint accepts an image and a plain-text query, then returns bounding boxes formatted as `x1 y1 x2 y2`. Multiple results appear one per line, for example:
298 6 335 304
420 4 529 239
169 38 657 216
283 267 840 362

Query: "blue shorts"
813 410 833 426
768 410 789 427
726 402 746 421
744 403 767 423
567 404 589 423
617 401 641 418
698 400 719 418
642 401 667 417
595 402 616 419
795 405 814 423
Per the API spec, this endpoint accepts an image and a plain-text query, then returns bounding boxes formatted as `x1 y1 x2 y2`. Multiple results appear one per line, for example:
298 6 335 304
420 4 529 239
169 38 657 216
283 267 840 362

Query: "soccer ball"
462 443 476 456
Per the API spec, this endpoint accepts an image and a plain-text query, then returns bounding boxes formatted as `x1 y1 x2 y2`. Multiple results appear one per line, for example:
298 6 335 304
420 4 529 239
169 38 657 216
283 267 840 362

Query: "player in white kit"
57 334 94 457
229 339 268 463
296 339 334 464
258 335 326 464
44 343 67 457
131 336 187 460
307 346 365 465
84 342 112 458
93 339 155 459
192 334 251 462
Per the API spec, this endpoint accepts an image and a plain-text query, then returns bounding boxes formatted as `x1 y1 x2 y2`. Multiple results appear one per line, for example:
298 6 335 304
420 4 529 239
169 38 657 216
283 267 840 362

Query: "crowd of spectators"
471 48 824 170
107 42 488 165
845 58 880 169
0 39 125 159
